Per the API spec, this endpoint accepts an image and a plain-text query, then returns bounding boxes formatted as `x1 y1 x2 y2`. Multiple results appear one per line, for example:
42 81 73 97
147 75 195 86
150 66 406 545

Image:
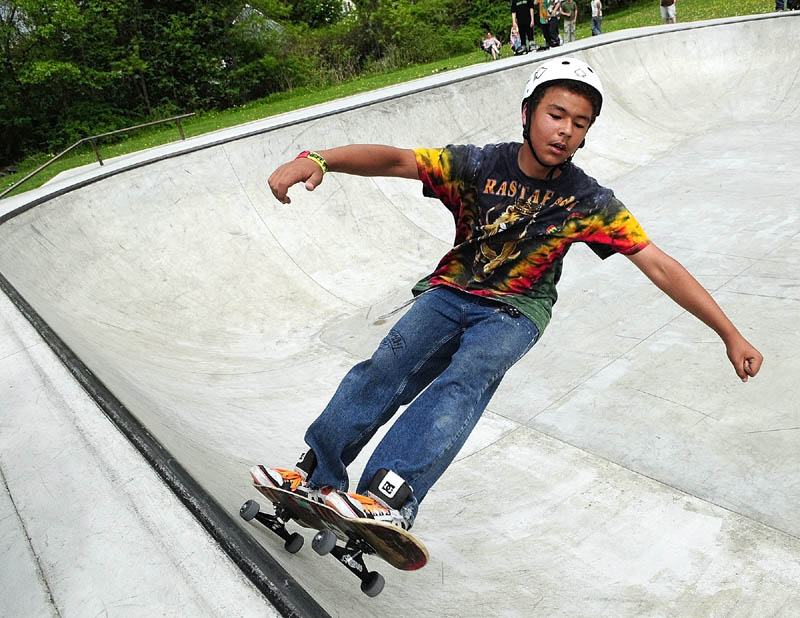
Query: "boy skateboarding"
258 57 763 532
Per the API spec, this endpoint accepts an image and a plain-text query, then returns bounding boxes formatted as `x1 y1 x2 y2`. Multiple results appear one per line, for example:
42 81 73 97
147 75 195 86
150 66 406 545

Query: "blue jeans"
305 286 540 524
591 16 603 35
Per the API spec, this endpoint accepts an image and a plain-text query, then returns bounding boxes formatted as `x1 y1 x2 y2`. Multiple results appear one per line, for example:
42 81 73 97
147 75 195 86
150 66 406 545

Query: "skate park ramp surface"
2 12 800 618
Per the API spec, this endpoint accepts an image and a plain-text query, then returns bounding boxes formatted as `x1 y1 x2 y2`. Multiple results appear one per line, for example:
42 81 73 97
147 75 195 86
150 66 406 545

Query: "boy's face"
527 85 594 168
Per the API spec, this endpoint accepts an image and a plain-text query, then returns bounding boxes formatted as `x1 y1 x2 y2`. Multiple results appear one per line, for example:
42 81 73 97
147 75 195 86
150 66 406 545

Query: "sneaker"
295 449 317 481
251 449 324 497
250 464 308 492
323 469 413 530
367 468 413 509
324 491 412 530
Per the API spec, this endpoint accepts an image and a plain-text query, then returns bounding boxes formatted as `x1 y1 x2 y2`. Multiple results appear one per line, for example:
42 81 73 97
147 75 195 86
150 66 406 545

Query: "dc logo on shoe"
381 481 398 497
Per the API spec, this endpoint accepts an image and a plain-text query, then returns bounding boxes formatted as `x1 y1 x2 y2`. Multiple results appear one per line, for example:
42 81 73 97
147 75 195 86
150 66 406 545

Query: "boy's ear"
521 102 532 141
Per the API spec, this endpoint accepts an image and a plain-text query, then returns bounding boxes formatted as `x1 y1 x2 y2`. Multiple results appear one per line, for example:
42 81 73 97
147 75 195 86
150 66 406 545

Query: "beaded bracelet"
295 150 328 174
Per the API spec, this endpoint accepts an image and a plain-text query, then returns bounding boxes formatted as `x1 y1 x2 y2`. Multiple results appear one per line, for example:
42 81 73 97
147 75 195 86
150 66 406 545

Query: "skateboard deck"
250 478 428 570
242 467 428 595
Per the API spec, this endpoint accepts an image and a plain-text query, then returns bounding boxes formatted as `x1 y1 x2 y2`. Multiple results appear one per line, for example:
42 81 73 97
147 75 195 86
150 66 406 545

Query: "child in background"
510 24 524 55
482 30 502 60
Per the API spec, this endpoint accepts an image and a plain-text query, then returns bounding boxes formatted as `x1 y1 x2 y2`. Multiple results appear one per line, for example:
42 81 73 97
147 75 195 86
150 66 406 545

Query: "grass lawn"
0 0 776 198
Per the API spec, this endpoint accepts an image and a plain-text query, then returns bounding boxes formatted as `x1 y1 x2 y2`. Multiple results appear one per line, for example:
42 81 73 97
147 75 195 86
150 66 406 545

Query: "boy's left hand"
726 336 763 382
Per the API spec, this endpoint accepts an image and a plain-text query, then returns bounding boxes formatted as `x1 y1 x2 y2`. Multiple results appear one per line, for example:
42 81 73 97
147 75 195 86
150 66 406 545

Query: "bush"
301 0 486 84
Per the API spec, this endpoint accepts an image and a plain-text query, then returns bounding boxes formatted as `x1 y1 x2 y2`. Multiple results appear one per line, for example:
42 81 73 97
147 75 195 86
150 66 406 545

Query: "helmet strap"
522 99 570 181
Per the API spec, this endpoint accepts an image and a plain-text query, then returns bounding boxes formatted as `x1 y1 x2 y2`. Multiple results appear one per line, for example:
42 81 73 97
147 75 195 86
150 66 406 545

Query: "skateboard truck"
312 529 385 596
240 499 386 596
240 499 304 554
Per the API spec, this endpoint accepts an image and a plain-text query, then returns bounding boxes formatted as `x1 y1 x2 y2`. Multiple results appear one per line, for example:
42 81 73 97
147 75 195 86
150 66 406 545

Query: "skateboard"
241 467 428 596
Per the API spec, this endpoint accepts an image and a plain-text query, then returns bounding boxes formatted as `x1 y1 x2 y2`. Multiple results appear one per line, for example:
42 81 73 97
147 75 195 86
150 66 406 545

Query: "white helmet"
521 56 604 117
520 57 604 177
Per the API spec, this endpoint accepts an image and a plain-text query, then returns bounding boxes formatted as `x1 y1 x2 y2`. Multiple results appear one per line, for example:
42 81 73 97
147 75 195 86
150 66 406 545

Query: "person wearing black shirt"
511 0 536 52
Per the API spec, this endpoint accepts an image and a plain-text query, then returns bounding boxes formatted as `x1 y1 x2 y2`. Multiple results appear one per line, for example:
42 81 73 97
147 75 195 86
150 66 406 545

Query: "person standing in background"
511 0 537 52
660 0 677 24
560 0 578 43
546 0 562 48
534 0 552 49
591 0 603 35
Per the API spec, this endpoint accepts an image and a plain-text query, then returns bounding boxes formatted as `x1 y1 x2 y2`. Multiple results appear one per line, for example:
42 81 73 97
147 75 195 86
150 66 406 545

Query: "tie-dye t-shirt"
412 142 650 333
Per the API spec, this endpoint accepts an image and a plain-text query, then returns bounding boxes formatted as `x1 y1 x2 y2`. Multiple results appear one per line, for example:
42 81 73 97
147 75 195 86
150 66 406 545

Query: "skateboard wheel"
285 532 304 554
361 571 385 597
312 529 337 555
239 499 260 521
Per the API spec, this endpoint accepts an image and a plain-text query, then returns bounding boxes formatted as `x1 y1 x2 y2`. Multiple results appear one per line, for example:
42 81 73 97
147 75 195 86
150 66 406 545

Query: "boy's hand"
268 159 324 204
267 145 417 203
726 336 763 382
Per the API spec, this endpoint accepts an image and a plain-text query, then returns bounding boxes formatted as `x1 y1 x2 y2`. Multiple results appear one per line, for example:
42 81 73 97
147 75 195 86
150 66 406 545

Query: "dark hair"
526 79 602 123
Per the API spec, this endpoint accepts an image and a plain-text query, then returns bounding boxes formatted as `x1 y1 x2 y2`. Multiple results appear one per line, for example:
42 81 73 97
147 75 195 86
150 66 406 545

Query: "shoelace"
275 468 306 492
345 492 389 514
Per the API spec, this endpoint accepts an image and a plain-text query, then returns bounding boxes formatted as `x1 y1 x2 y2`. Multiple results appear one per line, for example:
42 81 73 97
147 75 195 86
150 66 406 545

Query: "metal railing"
1 112 195 199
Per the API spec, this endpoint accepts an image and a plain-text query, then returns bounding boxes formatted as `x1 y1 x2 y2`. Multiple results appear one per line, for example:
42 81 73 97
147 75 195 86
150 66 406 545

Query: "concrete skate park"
2 12 799 618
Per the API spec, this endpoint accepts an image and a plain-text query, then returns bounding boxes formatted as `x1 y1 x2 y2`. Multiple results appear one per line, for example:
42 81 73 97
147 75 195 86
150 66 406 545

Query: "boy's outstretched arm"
268 145 418 204
626 243 763 382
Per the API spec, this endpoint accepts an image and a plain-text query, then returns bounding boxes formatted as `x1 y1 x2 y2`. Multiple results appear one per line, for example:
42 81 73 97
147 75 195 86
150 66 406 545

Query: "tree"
1 0 641 169
0 0 270 165
1 0 146 163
